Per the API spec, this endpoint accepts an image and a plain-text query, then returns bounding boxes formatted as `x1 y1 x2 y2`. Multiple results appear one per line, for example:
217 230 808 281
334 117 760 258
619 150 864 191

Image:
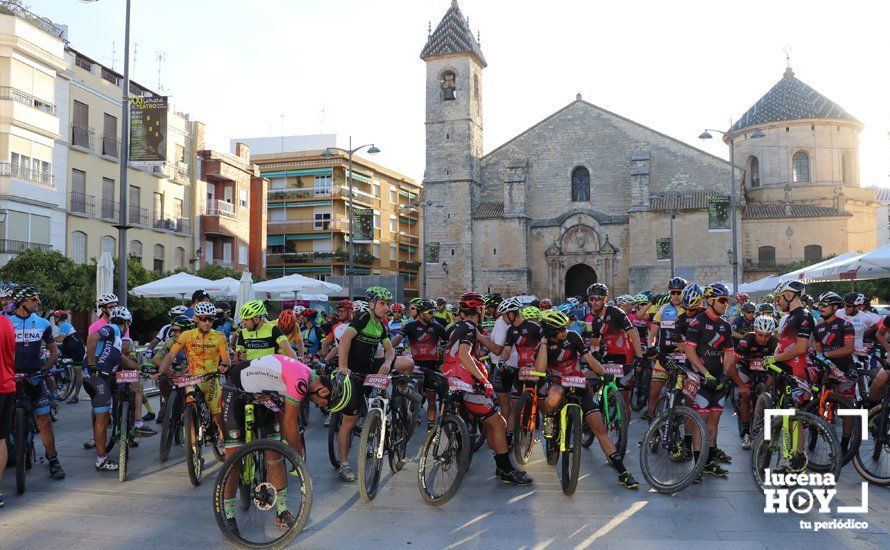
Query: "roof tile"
743 203 852 219
420 1 486 67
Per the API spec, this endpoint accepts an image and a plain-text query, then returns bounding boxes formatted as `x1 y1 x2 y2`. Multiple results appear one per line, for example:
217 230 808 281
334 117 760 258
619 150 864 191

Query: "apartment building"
0 3 68 265
197 143 267 276
239 136 423 298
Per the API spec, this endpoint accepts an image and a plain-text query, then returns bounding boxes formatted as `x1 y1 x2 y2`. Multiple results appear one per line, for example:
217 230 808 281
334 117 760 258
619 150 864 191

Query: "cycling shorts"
0 392 14 439
462 392 497 421
192 377 222 415
414 361 441 393
493 365 517 394
690 385 724 413
20 379 51 417
548 383 601 417
83 370 114 414
221 389 280 449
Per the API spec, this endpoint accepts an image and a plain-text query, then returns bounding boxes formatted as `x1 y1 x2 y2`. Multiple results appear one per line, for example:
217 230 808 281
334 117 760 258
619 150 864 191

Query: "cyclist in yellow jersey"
234 301 297 362
157 301 230 435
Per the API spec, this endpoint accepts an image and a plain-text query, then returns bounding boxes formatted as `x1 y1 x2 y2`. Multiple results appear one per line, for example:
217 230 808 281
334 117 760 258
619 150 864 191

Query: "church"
420 1 877 300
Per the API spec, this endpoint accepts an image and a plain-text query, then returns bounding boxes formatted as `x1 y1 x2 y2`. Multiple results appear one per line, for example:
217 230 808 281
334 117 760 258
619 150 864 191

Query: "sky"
29 0 889 187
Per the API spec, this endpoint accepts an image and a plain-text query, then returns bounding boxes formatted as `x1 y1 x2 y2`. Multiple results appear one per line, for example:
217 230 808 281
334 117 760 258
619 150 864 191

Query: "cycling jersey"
442 320 484 385
214 318 233 340
836 309 881 354
652 304 686 351
776 306 814 378
235 322 288 361
504 320 543 368
490 316 518 367
94 323 123 374
433 310 453 328
155 324 174 344
58 321 76 338
734 332 778 363
732 315 755 337
814 316 855 372
327 321 350 346
629 313 650 342
229 354 315 405
346 311 390 374
544 330 589 379
4 311 53 374
388 318 404 340
589 305 634 362
154 337 187 369
88 317 130 340
301 322 324 355
399 319 446 363
176 328 229 374
684 311 734 378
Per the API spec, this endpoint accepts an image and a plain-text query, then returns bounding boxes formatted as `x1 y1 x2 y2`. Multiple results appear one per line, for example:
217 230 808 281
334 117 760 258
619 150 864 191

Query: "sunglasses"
196 315 214 322
714 297 729 304
409 306 417 310
588 296 606 302
669 290 683 296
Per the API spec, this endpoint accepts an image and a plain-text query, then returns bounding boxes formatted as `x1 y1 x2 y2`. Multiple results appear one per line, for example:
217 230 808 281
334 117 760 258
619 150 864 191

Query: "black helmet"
667 277 688 291
483 293 503 308
741 302 756 313
818 292 844 307
214 301 231 312
586 283 608 297
191 289 210 303
843 292 865 307
10 284 39 305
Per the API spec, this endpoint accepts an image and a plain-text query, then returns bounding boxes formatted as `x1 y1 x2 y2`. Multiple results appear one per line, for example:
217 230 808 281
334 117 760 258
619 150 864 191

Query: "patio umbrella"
234 271 255 323
96 251 115 304
253 274 342 300
206 276 239 298
130 272 216 299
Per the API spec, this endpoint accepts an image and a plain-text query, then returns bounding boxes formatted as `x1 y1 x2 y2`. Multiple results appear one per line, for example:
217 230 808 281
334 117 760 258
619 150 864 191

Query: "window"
842 153 852 185
270 177 287 190
792 152 810 183
204 240 214 261
571 166 590 202
239 244 248 265
390 188 397 204
101 178 115 218
129 240 143 260
474 74 479 99
101 235 116 256
372 182 381 198
129 186 141 209
390 243 397 260
269 208 285 222
175 144 185 163
390 216 397 232
239 189 248 208
72 100 90 148
373 244 380 259
103 113 118 157
313 175 332 196
222 242 232 264
174 198 183 220
314 212 331 230
175 247 185 269
758 246 776 267
72 232 87 264
71 170 87 213
804 245 823 262
750 156 760 187
425 242 440 263
441 70 456 101
153 192 164 224
153 244 165 272
373 213 381 229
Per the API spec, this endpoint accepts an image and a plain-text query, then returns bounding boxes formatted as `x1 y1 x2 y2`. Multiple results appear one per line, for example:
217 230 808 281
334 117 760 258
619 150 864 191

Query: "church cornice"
530 207 628 228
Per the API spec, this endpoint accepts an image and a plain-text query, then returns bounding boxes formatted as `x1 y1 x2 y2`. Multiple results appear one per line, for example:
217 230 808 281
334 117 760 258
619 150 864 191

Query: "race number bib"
560 375 587 388
682 371 701 400
364 374 391 390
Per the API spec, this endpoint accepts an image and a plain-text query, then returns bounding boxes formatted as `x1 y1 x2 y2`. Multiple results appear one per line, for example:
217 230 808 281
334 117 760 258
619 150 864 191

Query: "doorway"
564 263 597 300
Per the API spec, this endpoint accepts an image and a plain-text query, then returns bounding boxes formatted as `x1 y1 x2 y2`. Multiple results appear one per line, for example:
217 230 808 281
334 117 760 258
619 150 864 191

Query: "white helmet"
169 305 188 317
109 306 132 323
352 300 369 313
497 296 523 315
753 315 777 334
773 280 806 298
566 297 580 307
294 305 306 314
193 301 217 317
97 293 119 308
615 294 635 307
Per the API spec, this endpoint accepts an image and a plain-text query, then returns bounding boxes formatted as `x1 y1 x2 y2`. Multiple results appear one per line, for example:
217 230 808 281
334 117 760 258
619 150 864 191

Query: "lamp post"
82 0 132 307
321 138 380 298
699 127 765 294
650 192 688 278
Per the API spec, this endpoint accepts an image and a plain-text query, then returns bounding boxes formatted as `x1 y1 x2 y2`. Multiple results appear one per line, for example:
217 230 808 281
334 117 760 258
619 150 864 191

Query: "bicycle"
751 360 842 494
9 368 65 495
416 367 473 506
542 374 588 496
158 371 187 463
357 373 423 501
629 357 652 412
213 386 312 548
179 371 225 486
581 364 629 458
103 366 155 483
802 355 864 467
735 358 771 439
53 358 77 403
638 354 710 494
853 359 890 485
512 367 547 465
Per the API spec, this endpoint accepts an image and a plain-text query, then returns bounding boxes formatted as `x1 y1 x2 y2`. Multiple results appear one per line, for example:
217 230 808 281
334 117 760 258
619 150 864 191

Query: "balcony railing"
206 258 235 269
174 217 190 234
0 162 52 185
743 256 808 271
267 186 334 201
0 1 66 39
129 206 149 226
266 252 338 266
267 216 349 233
0 239 52 254
102 135 119 157
149 215 189 234
205 199 236 219
71 123 94 150
0 86 56 115
398 259 422 271
69 191 95 215
397 232 420 246
100 199 118 220
173 161 190 182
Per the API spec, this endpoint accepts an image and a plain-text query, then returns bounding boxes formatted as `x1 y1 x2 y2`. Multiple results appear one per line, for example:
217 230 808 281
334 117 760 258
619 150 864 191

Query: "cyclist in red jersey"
770 281 812 379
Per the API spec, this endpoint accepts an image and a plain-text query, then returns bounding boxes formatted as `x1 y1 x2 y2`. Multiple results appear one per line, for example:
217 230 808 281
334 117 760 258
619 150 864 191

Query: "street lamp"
82 0 132 307
321 137 380 298
699 127 765 294
400 200 442 296
650 192 690 278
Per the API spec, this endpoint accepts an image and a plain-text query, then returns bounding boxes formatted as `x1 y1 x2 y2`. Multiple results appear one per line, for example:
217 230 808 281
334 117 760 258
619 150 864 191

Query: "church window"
841 153 852 185
571 166 590 202
441 71 456 101
792 152 810 183
493 248 496 255
758 246 776 267
749 156 760 187
474 74 479 99
804 245 822 262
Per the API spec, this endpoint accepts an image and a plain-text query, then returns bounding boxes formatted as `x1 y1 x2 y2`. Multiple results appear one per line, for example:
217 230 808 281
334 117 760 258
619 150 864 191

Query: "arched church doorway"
565 263 597 300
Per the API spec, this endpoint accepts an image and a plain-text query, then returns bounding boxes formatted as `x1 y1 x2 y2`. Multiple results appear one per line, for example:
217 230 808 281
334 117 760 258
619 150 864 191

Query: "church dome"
728 67 859 134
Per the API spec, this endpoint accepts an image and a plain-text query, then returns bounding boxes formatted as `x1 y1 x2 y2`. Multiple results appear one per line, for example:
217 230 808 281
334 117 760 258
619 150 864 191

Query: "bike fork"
375 404 387 460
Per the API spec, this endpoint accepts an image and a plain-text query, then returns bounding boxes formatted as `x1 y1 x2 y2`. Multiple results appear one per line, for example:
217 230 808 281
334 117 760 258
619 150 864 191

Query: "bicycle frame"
559 399 582 453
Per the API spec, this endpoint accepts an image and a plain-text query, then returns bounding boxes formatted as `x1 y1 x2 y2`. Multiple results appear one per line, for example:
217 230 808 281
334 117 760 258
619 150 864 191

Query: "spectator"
0 313 15 508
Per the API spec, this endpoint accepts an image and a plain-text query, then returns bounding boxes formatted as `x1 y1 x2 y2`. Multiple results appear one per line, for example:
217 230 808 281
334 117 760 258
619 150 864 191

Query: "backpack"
61 332 86 362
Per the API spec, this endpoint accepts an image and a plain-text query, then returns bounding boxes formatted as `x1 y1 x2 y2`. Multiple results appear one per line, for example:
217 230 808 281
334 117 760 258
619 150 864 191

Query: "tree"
0 249 95 312
195 263 239 281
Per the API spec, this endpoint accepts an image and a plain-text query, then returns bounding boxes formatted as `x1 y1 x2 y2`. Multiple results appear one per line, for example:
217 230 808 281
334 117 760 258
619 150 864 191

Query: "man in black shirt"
391 298 445 425
731 315 778 449
731 302 756 342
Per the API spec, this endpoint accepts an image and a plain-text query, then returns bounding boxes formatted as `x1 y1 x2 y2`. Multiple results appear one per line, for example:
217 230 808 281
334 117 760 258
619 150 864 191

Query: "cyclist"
757 301 778 321
147 305 188 353
870 314 890 406
731 315 778 449
682 282 734 481
388 303 406 340
441 292 532 485
84 306 141 471
499 296 542 447
391 298 446 427
234 301 297 362
334 286 399 482
158 301 230 435
536 309 638 489
275 309 306 357
151 315 194 421
731 302 757 342
631 294 652 344
539 298 553 311
407 297 423 321
185 289 211 318
769 281 813 380
221 354 335 533
213 302 234 340
813 291 857 453
728 292 750 320
836 292 881 364
53 309 86 404
0 310 14 507
300 309 325 357
433 297 453 327
646 277 687 420
3 285 65 480
319 300 354 362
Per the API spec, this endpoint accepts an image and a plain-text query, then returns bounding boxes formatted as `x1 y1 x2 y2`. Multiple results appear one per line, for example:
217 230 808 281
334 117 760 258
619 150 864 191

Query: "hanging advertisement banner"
656 238 671 261
353 208 374 243
129 95 168 162
708 194 731 230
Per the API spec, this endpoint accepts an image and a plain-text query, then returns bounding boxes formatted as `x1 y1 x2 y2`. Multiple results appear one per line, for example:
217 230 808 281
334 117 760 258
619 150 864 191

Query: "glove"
497 361 508 373
815 353 828 364
634 357 649 370
599 372 614 384
702 373 717 389
481 378 494 398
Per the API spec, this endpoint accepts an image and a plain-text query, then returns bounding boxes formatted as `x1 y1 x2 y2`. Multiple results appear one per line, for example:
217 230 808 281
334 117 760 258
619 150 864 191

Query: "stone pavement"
1 391 887 549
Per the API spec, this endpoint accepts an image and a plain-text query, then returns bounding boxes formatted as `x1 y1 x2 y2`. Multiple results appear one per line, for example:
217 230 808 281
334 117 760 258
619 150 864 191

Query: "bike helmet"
736 292 750 302
458 291 485 310
409 297 423 306
215 301 232 313
741 302 756 313
436 297 447 306
171 315 196 331
390 303 405 315
446 304 456 312
757 303 775 315
413 298 436 313
336 299 353 310
653 292 670 308
773 280 806 299
681 283 703 309
109 306 132 323
169 305 188 318
11 285 39 305
193 301 217 317
540 309 570 336
96 293 119 308
555 303 575 315
818 291 844 307
538 298 553 310
192 289 210 303
497 296 523 315
483 293 503 308
615 294 635 307
51 309 68 319
703 282 730 299
633 293 650 306
586 283 609 297
366 286 392 302
294 305 307 314
353 300 369 313
668 277 688 291
277 309 298 333
762 294 775 304
843 292 865 307
753 315 777 334
326 371 353 414
519 306 542 321
303 308 318 321
239 300 267 320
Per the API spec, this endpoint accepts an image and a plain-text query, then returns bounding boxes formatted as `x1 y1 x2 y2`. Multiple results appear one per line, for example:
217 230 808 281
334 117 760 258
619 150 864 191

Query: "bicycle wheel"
545 429 560 466
184 403 204 486
469 416 486 452
358 408 384 501
640 405 709 494
751 392 772 439
14 407 26 495
805 394 861 467
118 401 131 483
603 389 629 459
418 414 470 506
752 410 842 494
213 439 312 548
327 413 341 469
560 405 582 496
513 390 536 465
853 404 890 485
388 403 409 473
630 384 648 412
159 388 180 462
56 366 75 401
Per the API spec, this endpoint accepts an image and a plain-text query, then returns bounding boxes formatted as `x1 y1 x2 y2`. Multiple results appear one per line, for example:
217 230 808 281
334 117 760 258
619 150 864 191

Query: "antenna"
111 41 117 71
156 51 166 92
280 113 285 152
132 42 139 74
783 45 792 68
319 107 326 134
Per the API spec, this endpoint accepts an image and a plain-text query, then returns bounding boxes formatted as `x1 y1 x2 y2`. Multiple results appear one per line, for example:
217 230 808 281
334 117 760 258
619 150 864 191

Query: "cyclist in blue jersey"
388 303 406 340
301 309 325 356
3 285 65 479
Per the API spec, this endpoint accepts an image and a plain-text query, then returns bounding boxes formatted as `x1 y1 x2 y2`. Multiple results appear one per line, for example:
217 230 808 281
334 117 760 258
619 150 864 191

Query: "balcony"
0 239 52 254
152 214 189 234
100 199 118 220
205 199 237 219
173 161 190 183
69 191 95 216
71 123 94 150
101 135 119 158
267 186 334 201
396 232 420 246
267 216 349 234
206 258 236 269
0 162 52 186
0 1 66 38
266 252 338 266
398 260 422 271
128 206 149 226
0 86 56 115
